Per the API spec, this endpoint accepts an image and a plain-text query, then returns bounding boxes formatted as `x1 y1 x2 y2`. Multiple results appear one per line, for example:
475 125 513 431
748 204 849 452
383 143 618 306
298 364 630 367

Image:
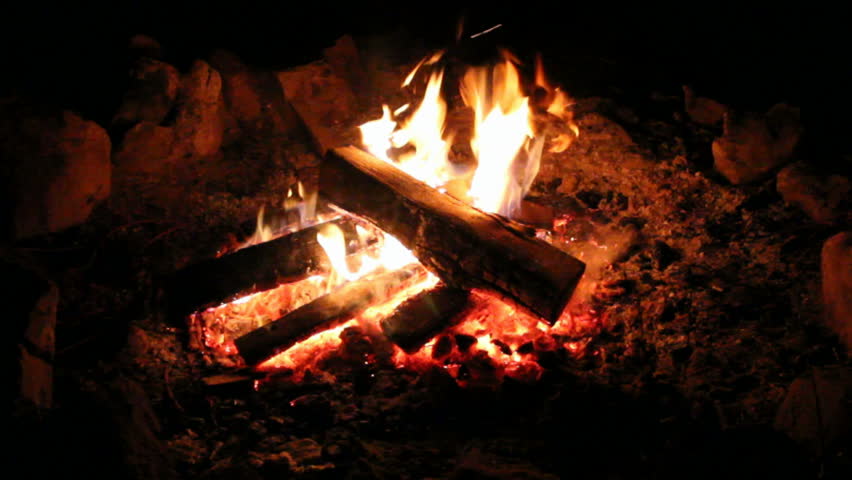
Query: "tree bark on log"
162 218 358 318
320 146 585 323
380 285 470 353
235 264 425 365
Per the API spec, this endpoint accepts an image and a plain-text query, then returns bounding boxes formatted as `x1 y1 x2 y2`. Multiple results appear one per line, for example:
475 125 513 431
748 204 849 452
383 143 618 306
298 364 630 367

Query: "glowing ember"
258 273 440 375
192 274 328 353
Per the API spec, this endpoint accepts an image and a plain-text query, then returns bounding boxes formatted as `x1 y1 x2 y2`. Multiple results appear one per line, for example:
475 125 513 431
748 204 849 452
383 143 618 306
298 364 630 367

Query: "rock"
775 366 852 455
683 85 726 125
128 34 163 60
277 61 358 127
1 104 111 239
6 257 57 413
113 121 176 173
777 162 851 224
257 438 334 475
207 50 301 137
112 57 180 130
50 376 180 480
174 60 226 158
280 438 324 465
113 60 226 174
452 448 559 480
323 35 369 99
821 232 852 350
712 104 802 184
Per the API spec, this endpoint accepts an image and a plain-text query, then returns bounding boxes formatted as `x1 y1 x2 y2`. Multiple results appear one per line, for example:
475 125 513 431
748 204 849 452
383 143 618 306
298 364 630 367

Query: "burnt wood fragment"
162 218 358 318
381 286 470 353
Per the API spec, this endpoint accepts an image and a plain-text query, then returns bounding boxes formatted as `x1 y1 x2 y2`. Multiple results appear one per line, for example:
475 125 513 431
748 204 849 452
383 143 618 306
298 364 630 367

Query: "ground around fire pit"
7 20 852 480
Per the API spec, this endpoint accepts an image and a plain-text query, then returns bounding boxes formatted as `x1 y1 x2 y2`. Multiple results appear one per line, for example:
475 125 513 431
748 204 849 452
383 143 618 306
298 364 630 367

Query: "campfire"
177 49 596 386
9 9 851 478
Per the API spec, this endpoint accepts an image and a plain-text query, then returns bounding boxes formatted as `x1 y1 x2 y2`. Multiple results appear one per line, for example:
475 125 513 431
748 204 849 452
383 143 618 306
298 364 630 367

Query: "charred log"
381 286 470 353
320 146 585 323
162 218 358 318
235 264 425 365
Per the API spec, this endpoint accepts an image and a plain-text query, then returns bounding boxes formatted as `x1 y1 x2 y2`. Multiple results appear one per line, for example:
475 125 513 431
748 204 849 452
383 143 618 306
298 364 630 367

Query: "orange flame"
462 52 543 217
534 54 579 153
359 50 576 219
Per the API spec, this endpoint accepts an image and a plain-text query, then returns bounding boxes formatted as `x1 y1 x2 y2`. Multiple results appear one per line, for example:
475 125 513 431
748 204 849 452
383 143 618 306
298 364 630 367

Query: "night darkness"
5 2 849 143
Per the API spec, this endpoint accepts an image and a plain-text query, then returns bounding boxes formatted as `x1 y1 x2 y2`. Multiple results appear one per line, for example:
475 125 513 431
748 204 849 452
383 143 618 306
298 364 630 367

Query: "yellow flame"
316 223 350 288
246 205 276 246
462 56 541 217
359 50 575 220
317 222 419 287
390 70 455 188
359 105 397 163
534 55 579 153
402 50 445 87
238 181 320 251
354 225 418 275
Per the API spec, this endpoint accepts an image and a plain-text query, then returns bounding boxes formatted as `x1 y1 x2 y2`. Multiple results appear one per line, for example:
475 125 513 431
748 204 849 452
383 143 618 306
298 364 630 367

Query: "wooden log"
380 285 470 353
320 146 585 323
163 218 359 318
235 264 425 365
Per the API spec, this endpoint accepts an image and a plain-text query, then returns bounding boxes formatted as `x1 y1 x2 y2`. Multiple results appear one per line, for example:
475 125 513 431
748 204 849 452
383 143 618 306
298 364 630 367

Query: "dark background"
3 1 849 153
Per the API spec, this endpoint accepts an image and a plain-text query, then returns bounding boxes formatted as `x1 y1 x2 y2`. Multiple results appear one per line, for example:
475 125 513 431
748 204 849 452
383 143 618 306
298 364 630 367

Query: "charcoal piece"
381 286 470 353
455 334 477 352
653 240 682 270
431 335 454 360
162 217 358 319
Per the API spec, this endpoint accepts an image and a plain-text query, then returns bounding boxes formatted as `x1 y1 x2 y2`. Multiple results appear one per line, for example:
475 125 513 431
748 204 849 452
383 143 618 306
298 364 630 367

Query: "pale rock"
112 57 180 129
323 35 369 98
207 50 301 137
174 60 225 158
775 366 852 455
6 258 57 412
1 106 111 238
277 61 358 127
712 103 802 184
683 85 726 125
821 232 852 350
777 162 851 224
128 34 163 60
113 121 176 174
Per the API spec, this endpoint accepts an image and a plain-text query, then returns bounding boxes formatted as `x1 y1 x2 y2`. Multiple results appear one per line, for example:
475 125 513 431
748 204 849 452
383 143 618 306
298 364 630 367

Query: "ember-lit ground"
193 215 603 386
15 31 850 480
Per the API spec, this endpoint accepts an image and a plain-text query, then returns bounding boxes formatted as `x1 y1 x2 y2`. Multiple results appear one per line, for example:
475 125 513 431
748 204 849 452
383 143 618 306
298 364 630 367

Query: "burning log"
320 146 585 323
163 218 357 318
235 264 424 365
380 286 470 353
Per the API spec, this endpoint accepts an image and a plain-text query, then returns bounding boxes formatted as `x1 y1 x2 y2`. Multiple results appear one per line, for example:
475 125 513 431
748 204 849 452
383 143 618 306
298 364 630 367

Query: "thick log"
320 146 585 323
381 285 470 353
163 218 358 318
236 264 424 365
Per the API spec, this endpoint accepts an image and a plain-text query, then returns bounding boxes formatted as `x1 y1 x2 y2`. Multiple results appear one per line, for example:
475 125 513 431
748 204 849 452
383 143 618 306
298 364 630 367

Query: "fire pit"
164 50 595 386
6 9 851 480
